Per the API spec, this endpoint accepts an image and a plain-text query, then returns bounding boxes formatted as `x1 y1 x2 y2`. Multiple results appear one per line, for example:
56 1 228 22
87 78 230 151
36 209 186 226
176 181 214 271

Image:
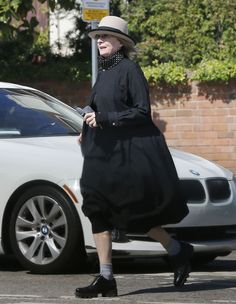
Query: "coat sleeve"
95 64 152 128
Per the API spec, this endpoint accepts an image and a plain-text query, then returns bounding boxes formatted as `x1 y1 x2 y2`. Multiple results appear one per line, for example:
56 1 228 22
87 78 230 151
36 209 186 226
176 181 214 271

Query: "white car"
1 82 236 273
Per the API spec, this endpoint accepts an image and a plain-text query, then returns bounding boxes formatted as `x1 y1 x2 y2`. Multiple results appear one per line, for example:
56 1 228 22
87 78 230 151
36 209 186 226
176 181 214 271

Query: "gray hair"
118 38 136 58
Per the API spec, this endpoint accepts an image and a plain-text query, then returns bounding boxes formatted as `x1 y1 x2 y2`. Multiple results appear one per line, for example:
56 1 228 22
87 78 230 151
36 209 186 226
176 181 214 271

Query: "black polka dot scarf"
98 50 124 70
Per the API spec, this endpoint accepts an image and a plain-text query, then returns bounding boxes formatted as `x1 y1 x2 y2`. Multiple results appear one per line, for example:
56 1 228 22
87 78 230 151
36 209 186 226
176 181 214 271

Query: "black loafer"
111 229 129 243
75 275 117 298
170 242 194 287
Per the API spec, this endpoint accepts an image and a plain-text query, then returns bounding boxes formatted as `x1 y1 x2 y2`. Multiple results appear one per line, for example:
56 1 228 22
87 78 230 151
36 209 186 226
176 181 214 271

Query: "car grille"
206 178 231 202
180 179 205 203
126 178 233 243
180 178 231 204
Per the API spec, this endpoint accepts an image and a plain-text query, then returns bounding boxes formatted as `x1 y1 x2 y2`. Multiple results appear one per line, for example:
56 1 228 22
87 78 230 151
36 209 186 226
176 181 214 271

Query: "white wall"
49 4 80 56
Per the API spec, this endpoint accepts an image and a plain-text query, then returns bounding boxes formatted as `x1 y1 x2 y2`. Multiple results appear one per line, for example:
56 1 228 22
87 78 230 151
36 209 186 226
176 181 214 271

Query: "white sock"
100 263 113 280
165 239 181 256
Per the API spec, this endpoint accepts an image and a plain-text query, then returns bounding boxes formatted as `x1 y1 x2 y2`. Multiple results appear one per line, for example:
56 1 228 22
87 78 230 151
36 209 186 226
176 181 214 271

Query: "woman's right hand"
84 112 98 128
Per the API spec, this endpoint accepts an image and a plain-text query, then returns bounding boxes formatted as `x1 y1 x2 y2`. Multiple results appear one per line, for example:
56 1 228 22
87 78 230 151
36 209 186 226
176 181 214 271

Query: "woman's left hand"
84 112 98 128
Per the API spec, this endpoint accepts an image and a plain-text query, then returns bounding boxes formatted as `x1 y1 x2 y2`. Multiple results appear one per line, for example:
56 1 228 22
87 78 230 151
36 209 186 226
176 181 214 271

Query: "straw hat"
88 16 135 48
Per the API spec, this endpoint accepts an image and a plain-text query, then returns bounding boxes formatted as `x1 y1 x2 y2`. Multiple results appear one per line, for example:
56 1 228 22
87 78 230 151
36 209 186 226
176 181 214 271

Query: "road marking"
0 294 78 304
60 296 76 299
1 295 236 304
0 294 41 298
138 302 209 304
213 301 236 303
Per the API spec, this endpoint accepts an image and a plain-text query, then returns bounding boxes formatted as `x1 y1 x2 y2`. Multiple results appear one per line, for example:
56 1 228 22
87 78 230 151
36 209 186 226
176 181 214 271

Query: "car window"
0 89 83 138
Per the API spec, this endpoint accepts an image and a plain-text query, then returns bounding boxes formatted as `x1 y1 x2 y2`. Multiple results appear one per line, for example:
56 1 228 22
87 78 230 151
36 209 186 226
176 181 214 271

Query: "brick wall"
22 79 236 175
150 80 236 175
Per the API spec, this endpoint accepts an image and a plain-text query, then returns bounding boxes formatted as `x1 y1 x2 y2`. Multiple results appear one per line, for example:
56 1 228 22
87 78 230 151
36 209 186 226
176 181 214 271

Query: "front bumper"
86 225 236 257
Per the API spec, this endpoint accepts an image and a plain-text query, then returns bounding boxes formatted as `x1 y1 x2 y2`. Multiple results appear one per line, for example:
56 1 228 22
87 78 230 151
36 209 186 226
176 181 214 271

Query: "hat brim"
88 26 135 48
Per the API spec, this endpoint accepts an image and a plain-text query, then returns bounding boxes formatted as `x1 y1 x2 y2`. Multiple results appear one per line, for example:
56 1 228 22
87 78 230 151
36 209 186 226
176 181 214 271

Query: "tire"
9 185 86 274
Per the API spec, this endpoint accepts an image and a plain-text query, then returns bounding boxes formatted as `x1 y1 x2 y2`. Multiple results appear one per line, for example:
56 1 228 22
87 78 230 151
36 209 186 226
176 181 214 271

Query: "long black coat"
80 58 189 233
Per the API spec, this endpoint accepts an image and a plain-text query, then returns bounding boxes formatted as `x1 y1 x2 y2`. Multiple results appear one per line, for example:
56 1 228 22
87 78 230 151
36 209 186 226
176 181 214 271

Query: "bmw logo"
189 169 200 176
41 225 49 235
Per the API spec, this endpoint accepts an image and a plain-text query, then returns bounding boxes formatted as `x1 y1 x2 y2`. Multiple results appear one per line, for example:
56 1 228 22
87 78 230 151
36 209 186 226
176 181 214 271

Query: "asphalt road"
0 251 235 304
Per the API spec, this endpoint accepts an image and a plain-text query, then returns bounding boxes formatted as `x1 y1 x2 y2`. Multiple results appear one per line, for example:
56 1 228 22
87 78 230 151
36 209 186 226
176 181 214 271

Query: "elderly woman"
75 16 193 298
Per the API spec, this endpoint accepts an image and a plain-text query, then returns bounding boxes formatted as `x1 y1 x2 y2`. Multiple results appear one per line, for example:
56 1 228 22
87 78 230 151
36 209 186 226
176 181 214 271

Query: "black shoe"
111 229 129 243
75 275 117 298
170 242 194 288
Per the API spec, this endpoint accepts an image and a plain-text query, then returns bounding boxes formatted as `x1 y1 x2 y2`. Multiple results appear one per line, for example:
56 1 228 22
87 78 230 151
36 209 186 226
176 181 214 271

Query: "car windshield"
0 88 83 138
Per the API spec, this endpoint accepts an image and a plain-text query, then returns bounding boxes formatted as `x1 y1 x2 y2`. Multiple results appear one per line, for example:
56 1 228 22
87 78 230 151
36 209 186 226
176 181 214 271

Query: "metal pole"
91 21 98 86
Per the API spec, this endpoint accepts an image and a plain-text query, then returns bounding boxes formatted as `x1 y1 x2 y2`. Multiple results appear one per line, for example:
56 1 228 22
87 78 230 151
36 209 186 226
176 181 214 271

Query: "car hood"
170 148 233 180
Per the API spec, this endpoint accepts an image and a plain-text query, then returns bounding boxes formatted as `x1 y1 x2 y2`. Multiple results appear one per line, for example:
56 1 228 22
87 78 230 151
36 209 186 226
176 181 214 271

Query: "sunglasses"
95 34 111 40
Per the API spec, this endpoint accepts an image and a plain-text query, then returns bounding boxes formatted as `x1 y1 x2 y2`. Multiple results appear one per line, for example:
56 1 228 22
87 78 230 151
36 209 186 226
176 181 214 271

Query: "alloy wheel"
15 195 68 265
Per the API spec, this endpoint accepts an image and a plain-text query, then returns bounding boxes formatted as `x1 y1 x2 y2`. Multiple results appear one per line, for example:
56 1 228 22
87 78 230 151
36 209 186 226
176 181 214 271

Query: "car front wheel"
9 185 86 273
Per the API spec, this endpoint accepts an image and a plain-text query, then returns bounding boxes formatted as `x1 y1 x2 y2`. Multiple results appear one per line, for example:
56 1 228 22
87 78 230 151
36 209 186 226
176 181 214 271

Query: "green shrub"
141 59 236 85
191 59 236 82
122 0 236 68
142 62 187 85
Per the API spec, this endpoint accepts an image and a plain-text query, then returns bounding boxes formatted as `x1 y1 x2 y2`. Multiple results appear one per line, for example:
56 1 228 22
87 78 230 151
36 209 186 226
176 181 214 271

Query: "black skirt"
80 123 189 233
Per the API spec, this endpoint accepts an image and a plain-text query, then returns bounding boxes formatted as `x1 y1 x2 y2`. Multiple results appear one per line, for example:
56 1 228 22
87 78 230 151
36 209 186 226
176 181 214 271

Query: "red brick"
176 124 194 131
212 124 229 131
176 110 193 116
217 132 235 139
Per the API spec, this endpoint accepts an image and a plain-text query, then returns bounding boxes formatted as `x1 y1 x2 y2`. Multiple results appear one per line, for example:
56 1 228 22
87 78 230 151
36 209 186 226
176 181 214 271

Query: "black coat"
80 58 189 233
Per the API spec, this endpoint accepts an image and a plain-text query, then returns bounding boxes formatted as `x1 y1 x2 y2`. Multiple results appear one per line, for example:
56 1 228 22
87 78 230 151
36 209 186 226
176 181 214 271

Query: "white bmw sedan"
1 82 236 274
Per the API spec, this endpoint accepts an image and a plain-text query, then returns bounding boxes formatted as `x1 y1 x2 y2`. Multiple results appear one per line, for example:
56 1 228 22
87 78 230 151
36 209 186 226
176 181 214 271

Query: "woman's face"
96 34 122 58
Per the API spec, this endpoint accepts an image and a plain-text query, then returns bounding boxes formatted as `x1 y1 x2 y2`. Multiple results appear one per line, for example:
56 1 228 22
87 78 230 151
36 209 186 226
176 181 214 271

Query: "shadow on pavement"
113 255 236 274
120 278 236 296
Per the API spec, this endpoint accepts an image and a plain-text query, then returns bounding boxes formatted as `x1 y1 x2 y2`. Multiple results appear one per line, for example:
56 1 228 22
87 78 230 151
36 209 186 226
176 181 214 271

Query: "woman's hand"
84 112 98 128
